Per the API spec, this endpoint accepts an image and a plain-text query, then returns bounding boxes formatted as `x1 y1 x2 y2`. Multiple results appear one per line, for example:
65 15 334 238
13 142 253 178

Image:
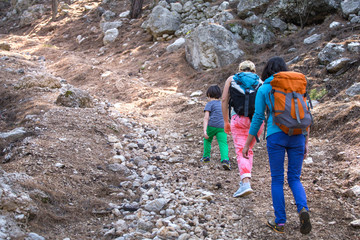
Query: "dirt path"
0 1 359 239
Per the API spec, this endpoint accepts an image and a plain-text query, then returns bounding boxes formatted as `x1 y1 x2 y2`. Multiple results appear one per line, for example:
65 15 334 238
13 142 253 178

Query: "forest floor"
0 0 359 239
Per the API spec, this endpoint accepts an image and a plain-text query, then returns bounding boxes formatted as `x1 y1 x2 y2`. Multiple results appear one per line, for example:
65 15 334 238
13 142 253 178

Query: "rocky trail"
0 0 360 239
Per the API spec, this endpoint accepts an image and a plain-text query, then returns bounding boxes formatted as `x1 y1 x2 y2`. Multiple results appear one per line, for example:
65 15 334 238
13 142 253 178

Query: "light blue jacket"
249 75 282 138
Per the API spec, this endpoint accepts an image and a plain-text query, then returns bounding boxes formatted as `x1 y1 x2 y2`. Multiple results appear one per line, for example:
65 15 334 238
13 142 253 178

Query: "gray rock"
144 198 168 212
19 4 45 27
341 0 360 17
166 37 186 52
326 57 351 73
329 21 342 28
0 127 26 140
123 202 140 211
100 21 122 33
114 219 128 234
237 0 270 19
347 42 360 53
102 10 116 21
119 10 130 18
270 17 287 31
287 56 301 65
304 34 322 45
56 85 94 108
185 22 244 70
145 6 181 38
265 0 338 26
107 163 131 176
103 28 119 45
318 43 346 64
170 2 183 13
251 24 276 45
350 15 360 23
26 233 45 240
346 83 360 96
350 219 360 228
350 185 360 197
211 10 234 25
137 219 155 232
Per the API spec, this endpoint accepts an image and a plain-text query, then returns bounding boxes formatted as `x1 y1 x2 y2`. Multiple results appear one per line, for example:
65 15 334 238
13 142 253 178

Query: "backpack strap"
288 128 294 136
268 90 276 125
244 89 250 117
263 106 270 140
292 92 301 124
302 128 308 136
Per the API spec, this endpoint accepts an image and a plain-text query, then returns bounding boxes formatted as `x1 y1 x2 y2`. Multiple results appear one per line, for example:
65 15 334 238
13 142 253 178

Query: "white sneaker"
233 182 253 197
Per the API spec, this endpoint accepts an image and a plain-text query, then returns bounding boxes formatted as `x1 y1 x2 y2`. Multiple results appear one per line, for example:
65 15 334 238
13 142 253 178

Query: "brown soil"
0 0 359 239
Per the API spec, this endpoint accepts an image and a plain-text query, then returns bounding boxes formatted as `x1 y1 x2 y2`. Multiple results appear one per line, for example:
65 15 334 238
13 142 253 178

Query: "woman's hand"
304 142 308 160
242 144 250 159
242 134 256 159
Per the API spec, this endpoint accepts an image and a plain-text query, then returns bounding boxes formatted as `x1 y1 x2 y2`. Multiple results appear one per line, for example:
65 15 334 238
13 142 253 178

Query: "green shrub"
309 88 327 100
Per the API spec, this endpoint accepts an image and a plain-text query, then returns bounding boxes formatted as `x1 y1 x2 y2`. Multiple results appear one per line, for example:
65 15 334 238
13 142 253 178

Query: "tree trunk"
130 0 144 19
52 0 58 21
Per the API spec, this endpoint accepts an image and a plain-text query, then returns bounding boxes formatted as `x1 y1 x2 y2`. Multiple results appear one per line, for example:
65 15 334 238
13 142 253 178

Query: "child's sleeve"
204 102 212 112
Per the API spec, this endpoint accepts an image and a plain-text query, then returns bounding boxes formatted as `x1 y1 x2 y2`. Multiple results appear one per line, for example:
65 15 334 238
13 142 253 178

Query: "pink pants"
230 115 264 180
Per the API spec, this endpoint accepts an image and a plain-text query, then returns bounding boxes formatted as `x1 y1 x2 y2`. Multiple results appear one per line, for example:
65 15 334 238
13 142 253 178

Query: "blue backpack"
229 72 262 119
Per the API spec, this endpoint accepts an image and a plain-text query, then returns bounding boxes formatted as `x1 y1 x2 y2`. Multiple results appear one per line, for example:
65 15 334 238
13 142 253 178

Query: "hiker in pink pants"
222 60 264 197
231 115 264 181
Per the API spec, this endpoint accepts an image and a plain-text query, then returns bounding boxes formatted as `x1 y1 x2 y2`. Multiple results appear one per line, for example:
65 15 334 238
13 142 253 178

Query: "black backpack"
229 72 262 120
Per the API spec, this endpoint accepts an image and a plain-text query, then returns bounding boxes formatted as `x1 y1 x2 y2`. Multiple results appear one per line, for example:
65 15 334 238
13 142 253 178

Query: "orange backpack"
269 71 313 136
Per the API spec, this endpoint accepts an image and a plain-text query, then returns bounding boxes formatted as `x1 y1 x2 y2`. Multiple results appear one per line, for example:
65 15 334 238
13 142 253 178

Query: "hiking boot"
200 157 210 163
221 160 231 170
299 208 312 234
267 219 284 233
233 182 253 197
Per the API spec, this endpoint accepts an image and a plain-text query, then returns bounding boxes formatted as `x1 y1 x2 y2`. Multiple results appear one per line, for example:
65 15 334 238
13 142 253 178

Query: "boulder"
100 21 122 33
326 57 351 73
304 33 322 45
265 0 339 26
55 85 94 108
19 4 45 27
341 0 360 17
346 83 360 96
237 0 270 19
185 22 244 70
318 42 346 64
251 24 276 45
103 28 119 45
144 5 181 38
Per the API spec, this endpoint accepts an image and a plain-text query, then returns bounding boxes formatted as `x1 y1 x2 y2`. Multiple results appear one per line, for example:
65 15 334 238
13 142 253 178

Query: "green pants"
203 126 229 161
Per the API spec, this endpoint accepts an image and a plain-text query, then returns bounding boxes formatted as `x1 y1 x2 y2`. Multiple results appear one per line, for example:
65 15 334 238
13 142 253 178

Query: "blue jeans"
267 132 309 224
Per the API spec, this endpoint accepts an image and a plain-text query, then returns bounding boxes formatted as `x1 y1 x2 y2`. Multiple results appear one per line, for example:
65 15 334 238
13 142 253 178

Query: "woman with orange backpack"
242 57 312 235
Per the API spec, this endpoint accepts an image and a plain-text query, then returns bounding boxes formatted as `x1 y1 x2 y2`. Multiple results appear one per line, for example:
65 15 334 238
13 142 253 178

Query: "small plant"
64 90 73 97
309 88 327 100
42 44 57 49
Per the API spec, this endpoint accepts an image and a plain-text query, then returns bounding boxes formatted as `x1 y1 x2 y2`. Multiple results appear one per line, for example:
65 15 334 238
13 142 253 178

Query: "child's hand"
204 132 209 139
224 122 231 134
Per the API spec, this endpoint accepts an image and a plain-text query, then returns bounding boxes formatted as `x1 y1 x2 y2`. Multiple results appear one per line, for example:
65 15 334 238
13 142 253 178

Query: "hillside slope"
0 0 359 239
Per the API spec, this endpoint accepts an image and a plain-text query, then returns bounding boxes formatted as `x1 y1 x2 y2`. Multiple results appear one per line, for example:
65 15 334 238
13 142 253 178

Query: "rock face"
265 0 339 26
185 22 244 70
144 5 181 39
237 0 270 19
341 0 360 17
318 42 346 64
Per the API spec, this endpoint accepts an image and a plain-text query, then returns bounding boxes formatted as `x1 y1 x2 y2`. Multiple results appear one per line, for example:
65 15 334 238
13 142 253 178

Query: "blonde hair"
238 60 256 72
